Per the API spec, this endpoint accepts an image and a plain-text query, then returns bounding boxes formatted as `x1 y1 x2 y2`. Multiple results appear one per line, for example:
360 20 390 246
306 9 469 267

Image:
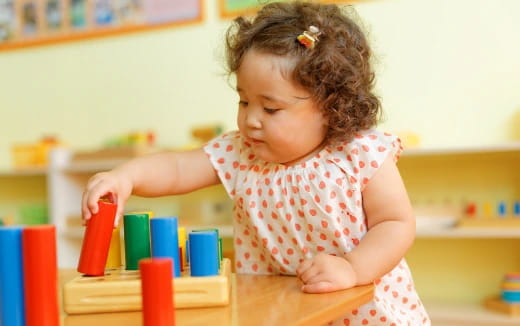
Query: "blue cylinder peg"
150 217 181 277
189 231 219 277
0 227 26 326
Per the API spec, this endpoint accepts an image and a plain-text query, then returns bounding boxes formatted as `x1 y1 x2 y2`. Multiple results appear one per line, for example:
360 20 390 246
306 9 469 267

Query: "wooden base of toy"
484 296 520 316
458 217 520 228
64 258 231 314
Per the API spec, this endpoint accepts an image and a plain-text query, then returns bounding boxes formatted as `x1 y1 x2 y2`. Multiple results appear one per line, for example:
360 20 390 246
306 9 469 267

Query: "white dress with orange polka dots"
204 129 430 326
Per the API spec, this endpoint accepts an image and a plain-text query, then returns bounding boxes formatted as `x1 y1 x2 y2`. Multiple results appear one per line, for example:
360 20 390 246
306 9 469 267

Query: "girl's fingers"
299 265 320 284
301 281 335 294
114 196 124 227
87 184 113 216
296 259 313 276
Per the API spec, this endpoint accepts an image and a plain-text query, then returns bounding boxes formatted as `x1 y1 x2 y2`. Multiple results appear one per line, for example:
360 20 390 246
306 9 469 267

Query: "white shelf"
416 227 520 239
402 142 520 157
426 301 519 325
61 159 128 173
0 168 47 177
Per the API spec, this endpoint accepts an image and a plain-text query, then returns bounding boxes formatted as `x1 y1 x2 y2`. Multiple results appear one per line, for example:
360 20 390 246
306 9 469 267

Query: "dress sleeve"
203 131 244 198
330 130 403 191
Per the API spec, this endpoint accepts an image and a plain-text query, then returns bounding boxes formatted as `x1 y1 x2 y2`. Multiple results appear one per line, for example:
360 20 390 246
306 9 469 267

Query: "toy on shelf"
395 131 421 148
64 207 230 315
72 130 157 162
18 203 48 225
11 136 61 169
484 272 520 316
181 124 223 150
0 216 13 226
458 200 520 228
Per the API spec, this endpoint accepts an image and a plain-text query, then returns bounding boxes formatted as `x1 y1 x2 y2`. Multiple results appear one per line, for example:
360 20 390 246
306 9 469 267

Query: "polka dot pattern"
204 130 430 325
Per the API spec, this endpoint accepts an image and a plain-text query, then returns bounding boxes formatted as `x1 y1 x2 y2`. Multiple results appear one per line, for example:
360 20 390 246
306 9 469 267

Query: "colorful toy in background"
18 203 48 225
0 224 59 326
395 131 421 148
103 130 156 148
485 272 520 316
72 130 157 162
465 200 520 218
11 136 61 169
0 215 13 226
459 199 520 228
64 202 230 314
183 124 223 149
501 272 520 303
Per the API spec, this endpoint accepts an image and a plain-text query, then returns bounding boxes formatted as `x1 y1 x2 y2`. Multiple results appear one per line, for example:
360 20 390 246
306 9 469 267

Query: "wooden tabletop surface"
61 269 374 326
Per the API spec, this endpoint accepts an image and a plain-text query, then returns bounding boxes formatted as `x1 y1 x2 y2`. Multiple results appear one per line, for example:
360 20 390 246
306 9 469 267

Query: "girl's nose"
246 107 262 129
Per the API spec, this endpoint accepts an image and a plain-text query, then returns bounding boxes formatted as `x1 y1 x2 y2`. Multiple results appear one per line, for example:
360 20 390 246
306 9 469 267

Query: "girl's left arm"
346 155 415 284
296 155 415 292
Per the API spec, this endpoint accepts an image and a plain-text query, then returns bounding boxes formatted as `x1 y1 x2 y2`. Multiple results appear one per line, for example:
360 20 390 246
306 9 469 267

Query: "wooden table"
60 270 374 326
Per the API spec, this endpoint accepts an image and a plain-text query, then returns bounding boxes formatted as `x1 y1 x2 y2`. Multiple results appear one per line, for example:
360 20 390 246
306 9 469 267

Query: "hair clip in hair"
297 25 321 49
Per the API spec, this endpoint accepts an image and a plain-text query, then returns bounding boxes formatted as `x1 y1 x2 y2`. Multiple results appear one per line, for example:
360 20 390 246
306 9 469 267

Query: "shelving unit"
399 143 520 326
425 302 520 326
416 227 520 239
0 168 47 225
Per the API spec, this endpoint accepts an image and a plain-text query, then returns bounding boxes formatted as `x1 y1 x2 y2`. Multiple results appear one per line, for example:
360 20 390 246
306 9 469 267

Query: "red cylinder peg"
22 225 59 326
77 201 117 276
140 258 175 326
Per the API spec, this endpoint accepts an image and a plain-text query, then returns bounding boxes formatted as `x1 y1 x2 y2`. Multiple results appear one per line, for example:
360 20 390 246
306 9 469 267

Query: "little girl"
82 1 430 325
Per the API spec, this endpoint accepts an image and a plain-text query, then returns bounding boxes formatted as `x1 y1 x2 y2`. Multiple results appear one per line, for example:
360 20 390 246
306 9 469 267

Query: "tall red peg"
77 201 117 276
139 258 175 326
22 225 59 326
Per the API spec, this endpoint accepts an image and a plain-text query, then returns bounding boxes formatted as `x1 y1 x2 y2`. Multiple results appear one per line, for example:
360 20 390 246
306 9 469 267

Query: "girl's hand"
81 171 133 227
296 253 358 293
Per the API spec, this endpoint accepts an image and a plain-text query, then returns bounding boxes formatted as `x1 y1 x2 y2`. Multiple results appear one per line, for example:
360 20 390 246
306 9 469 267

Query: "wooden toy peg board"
64 258 231 314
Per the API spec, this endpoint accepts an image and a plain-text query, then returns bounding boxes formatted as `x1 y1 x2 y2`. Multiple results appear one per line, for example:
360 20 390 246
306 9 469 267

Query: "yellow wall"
0 0 519 170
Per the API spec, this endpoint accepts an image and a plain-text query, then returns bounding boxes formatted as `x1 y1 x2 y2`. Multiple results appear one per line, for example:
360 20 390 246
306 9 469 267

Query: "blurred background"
0 0 519 325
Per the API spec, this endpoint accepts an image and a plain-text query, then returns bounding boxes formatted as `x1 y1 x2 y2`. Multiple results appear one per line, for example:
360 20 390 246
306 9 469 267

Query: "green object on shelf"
123 213 151 270
0 218 4 226
19 204 48 225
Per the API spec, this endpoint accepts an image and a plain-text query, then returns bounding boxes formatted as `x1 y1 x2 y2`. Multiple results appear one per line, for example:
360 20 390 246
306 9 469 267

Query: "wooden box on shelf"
484 296 520 316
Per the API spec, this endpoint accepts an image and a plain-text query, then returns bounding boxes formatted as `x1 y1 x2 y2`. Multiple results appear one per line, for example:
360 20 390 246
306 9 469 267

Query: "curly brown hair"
225 1 381 144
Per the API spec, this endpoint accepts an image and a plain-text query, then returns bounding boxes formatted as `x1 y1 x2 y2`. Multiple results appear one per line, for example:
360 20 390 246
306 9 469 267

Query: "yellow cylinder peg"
105 227 122 269
178 227 187 271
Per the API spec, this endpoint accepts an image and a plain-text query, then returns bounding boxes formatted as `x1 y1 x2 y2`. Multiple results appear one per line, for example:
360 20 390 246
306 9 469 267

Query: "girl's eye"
238 100 248 107
264 108 279 114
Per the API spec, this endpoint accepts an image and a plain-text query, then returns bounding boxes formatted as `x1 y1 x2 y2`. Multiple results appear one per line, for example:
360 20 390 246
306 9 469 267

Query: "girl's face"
236 50 327 165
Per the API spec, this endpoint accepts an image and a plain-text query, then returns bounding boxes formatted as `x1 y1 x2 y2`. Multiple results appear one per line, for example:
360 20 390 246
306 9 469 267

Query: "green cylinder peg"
123 213 151 270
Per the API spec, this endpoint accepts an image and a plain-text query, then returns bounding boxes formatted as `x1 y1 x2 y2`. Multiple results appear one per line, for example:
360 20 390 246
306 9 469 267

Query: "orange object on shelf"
11 136 61 168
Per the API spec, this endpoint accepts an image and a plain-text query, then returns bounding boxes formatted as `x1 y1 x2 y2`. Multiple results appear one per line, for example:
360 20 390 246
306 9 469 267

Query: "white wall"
0 0 519 170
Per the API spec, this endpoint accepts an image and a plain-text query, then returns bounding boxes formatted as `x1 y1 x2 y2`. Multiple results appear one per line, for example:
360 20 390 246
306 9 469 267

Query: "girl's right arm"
81 148 220 224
